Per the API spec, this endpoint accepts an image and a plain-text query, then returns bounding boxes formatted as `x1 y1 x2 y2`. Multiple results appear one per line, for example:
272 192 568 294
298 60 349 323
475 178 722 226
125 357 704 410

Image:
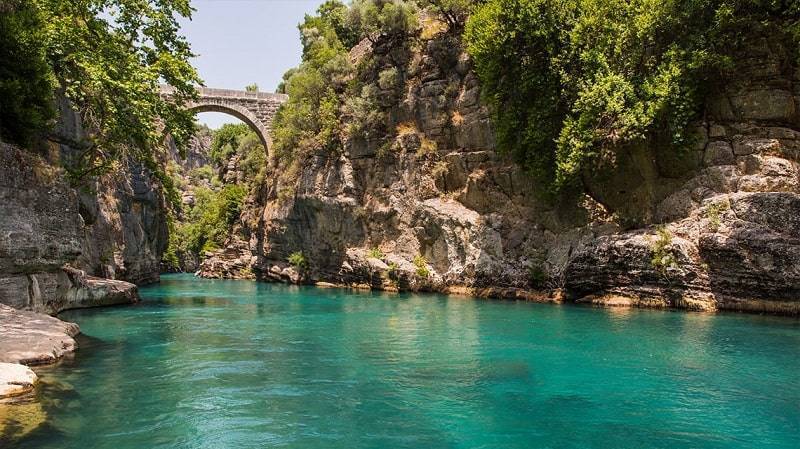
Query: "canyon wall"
0 100 170 314
204 33 800 314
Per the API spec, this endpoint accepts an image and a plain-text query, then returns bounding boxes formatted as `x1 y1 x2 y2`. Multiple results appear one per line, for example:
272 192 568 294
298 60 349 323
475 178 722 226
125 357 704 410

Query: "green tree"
245 83 259 92
0 0 201 182
0 0 55 146
210 123 250 165
347 0 419 44
271 2 356 165
465 0 800 193
420 0 476 30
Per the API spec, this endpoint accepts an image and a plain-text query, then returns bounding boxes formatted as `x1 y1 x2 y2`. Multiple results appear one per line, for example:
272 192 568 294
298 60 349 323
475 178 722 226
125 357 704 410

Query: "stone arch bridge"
161 86 288 152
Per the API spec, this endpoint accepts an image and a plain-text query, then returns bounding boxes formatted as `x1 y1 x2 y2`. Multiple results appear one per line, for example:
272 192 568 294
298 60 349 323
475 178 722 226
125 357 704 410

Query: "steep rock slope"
0 100 170 313
206 31 800 314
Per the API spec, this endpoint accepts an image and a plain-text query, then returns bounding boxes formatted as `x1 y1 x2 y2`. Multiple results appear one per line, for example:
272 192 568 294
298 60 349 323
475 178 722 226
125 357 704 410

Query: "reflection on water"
4 274 800 449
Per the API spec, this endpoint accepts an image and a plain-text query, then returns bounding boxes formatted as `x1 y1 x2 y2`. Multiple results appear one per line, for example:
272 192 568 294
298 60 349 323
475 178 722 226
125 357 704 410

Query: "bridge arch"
161 86 288 157
191 102 272 153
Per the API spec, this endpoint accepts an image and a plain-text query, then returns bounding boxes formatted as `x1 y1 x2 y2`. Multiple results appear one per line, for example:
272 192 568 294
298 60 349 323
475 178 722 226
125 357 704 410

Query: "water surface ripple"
7 274 800 448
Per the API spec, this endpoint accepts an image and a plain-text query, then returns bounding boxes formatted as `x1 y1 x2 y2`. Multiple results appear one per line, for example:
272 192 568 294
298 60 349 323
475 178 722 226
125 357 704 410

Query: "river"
7 274 800 448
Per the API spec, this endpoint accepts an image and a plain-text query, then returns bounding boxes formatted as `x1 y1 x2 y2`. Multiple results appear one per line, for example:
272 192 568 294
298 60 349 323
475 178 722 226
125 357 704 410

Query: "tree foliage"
0 0 55 145
168 184 247 259
210 123 250 165
0 0 200 181
271 0 420 172
465 0 800 192
419 0 476 30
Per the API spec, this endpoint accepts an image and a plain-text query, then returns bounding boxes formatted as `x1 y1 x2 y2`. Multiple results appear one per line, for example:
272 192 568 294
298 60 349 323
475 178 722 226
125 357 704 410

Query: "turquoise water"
6 274 800 449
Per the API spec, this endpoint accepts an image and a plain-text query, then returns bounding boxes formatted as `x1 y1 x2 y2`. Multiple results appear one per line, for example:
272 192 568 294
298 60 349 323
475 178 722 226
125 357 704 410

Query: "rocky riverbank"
0 304 80 399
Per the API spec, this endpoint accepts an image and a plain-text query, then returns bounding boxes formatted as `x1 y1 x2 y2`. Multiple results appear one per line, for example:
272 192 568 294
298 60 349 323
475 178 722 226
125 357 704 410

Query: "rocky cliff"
201 31 800 315
0 99 171 314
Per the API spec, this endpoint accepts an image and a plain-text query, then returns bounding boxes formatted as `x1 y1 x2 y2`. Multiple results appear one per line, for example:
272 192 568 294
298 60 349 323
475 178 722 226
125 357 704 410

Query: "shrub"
277 186 296 205
368 247 385 259
432 160 449 179
650 226 678 275
288 251 309 271
347 0 419 43
705 200 729 232
417 136 438 156
528 264 548 288
413 254 430 278
378 67 400 91
237 133 266 184
420 0 476 30
210 123 250 165
189 165 215 182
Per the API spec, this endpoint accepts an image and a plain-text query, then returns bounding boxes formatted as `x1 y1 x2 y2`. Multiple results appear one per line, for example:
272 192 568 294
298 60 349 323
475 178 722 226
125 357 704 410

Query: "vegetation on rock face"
270 0 421 179
368 247 385 259
211 124 250 165
413 254 431 278
464 0 800 192
650 226 678 275
288 251 309 271
0 0 200 181
163 184 247 267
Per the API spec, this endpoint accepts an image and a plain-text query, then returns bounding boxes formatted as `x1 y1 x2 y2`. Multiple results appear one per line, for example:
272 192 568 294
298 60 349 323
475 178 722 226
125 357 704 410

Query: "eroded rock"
0 363 38 399
0 305 79 365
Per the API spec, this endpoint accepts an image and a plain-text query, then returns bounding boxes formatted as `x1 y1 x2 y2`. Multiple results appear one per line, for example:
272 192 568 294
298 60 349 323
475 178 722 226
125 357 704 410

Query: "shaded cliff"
0 99 171 314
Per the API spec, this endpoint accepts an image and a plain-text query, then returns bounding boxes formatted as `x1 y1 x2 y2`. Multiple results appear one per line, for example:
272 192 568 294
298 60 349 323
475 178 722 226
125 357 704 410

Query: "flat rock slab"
0 304 80 365
0 362 38 399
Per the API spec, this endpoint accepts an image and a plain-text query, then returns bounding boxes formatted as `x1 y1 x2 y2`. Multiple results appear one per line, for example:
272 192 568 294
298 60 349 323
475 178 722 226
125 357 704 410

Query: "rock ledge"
0 304 80 365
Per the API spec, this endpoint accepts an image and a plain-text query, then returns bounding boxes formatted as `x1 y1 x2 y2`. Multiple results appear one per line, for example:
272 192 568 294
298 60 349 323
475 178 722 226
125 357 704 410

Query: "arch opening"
190 103 271 156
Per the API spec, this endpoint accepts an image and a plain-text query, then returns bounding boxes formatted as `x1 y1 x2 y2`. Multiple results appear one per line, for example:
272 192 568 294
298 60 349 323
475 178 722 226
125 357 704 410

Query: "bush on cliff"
270 0 420 176
464 0 800 192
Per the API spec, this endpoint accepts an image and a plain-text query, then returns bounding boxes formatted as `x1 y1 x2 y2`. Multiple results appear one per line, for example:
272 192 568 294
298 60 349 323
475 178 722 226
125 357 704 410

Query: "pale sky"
181 0 326 128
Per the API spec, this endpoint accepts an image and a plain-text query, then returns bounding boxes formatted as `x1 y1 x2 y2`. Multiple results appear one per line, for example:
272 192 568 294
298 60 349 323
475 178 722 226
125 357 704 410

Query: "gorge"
1 0 799 447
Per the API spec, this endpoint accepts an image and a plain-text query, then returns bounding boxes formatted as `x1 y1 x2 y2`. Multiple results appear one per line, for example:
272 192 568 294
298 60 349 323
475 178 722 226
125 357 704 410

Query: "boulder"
0 363 38 399
0 304 80 365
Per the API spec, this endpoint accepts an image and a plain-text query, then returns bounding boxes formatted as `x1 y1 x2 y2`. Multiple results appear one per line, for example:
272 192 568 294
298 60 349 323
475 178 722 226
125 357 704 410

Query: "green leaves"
465 0 800 193
0 1 56 145
1 0 201 183
210 123 250 165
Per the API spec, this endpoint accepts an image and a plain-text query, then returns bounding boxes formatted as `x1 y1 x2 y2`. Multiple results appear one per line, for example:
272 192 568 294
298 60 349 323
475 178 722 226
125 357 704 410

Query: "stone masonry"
161 86 288 152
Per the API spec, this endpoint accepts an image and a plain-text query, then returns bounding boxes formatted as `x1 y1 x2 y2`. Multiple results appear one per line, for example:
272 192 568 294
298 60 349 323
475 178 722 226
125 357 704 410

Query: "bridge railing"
159 85 287 101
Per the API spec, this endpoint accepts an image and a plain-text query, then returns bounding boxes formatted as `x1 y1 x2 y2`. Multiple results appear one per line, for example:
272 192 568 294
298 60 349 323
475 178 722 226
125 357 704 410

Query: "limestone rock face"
0 96 167 313
72 163 169 285
203 35 800 314
0 144 82 276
